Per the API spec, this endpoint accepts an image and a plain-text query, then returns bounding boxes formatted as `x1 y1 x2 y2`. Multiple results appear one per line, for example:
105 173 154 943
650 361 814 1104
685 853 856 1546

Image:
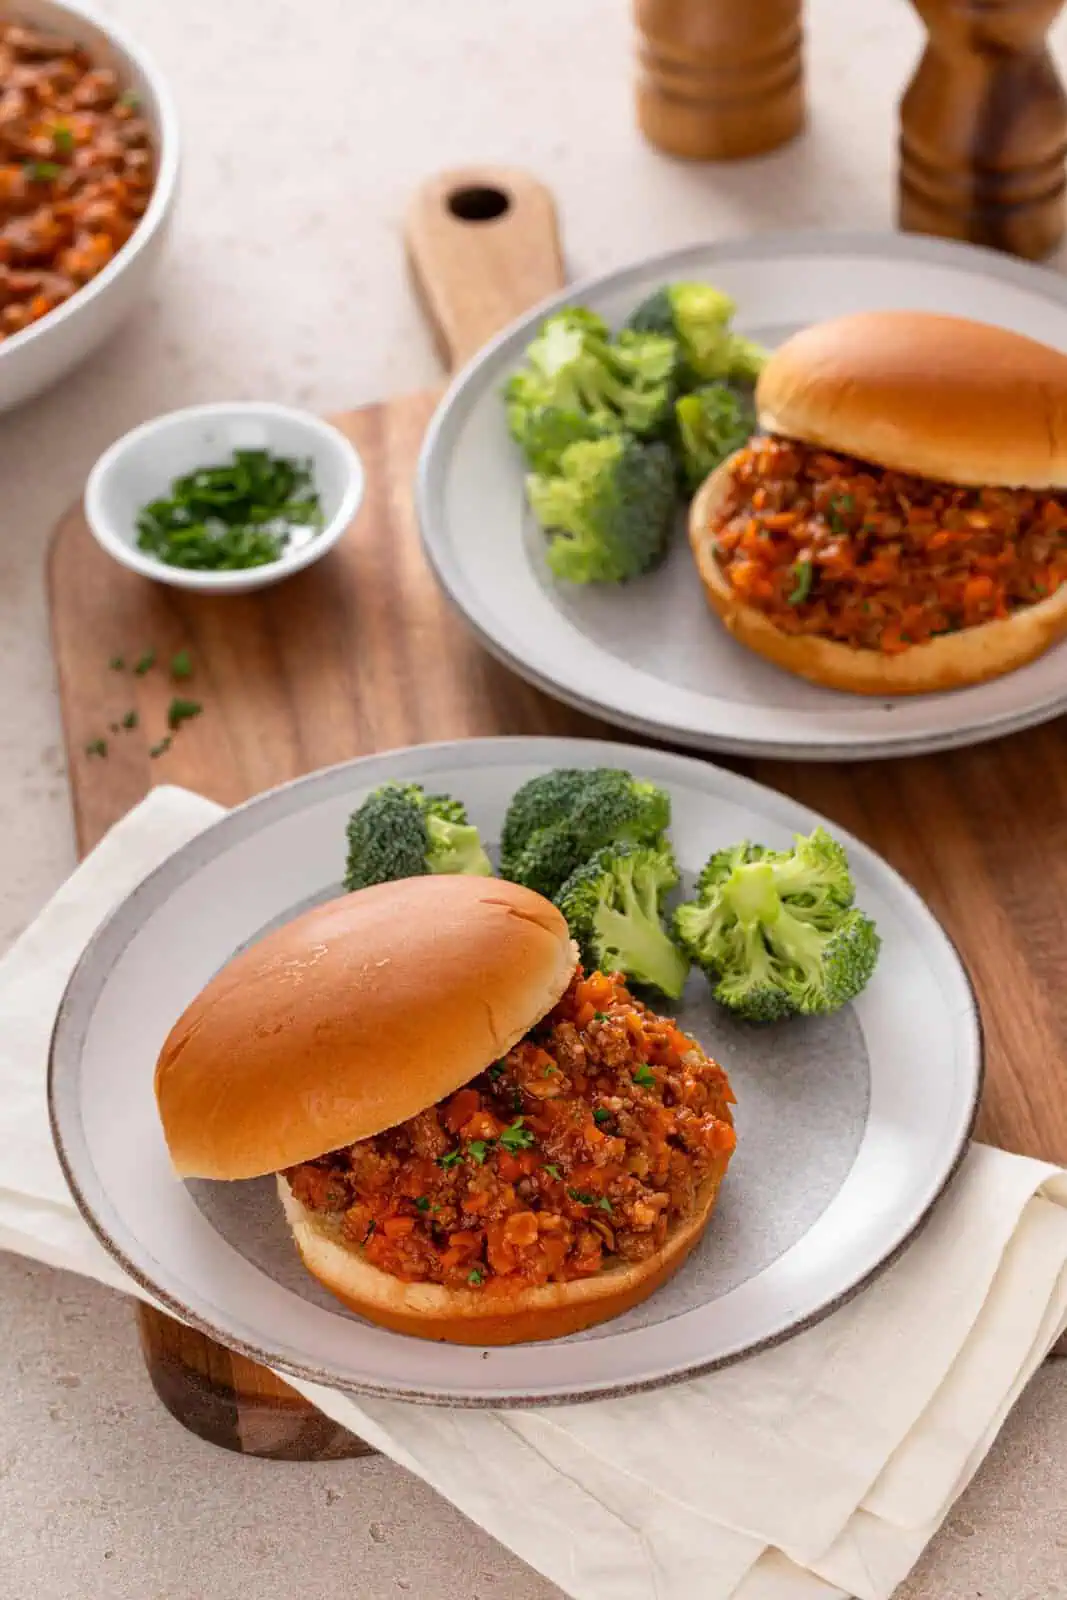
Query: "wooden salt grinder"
899 0 1067 259
633 0 805 161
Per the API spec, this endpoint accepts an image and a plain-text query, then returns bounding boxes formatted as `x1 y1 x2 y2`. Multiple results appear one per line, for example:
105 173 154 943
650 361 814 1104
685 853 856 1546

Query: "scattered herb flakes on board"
167 697 202 731
135 450 324 572
170 648 193 680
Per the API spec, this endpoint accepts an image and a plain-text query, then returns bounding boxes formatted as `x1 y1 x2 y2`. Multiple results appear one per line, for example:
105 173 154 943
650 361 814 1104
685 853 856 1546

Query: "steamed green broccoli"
506 770 671 901
720 334 768 384
500 767 624 876
344 782 492 892
505 308 680 450
506 404 616 475
526 435 678 584
673 827 881 1021
675 383 756 492
627 283 768 386
556 841 689 999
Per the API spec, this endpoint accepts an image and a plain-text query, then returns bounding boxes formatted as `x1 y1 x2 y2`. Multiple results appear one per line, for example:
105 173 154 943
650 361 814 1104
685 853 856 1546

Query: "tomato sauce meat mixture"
284 969 737 1292
0 21 155 340
712 436 1067 654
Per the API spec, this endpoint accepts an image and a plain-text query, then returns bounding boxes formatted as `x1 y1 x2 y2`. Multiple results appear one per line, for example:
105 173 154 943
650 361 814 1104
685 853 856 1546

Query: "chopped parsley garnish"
543 1164 562 1181
363 1219 376 1241
134 650 155 676
134 449 323 572
467 1140 490 1165
633 1065 656 1088
486 1063 504 1081
499 1117 534 1152
122 709 138 730
438 1149 462 1168
468 1268 484 1286
24 160 61 182
109 655 125 671
167 697 202 731
597 1196 613 1213
787 560 813 606
593 1011 608 1021
170 648 193 680
414 1196 430 1212
543 1064 558 1077
52 125 75 155
148 736 172 759
568 1188 596 1205
593 1108 612 1126
85 737 107 758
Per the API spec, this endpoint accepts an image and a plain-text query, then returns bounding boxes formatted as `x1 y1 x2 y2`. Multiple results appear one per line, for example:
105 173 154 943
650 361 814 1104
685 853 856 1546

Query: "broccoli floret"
674 826 881 1021
506 771 671 900
674 383 756 492
505 309 680 448
506 404 616 474
627 283 770 387
626 283 732 380
500 767 623 874
344 782 491 891
526 435 678 585
556 841 690 999
722 333 768 384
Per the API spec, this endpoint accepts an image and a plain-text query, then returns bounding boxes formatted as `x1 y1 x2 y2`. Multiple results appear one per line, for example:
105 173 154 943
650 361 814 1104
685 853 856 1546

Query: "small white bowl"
84 402 365 594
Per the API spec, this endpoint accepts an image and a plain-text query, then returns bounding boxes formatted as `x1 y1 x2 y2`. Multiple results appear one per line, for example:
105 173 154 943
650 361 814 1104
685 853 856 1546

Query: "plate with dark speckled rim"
417 231 1067 760
49 736 981 1405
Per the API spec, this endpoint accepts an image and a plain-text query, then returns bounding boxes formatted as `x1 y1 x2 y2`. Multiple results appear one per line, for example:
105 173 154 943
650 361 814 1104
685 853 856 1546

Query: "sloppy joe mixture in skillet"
285 968 736 1292
0 21 155 339
711 436 1067 653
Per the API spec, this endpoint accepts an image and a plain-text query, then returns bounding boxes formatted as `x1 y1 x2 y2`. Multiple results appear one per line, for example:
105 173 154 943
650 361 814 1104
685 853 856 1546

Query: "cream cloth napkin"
4 785 1067 1600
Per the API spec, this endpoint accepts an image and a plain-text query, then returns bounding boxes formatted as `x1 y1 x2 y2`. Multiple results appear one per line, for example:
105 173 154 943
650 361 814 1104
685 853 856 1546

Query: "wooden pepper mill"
899 0 1067 259
633 0 805 161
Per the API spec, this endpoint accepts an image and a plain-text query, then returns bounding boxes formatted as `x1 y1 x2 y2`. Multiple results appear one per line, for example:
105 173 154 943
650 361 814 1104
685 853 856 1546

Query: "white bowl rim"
84 400 366 590
0 0 181 363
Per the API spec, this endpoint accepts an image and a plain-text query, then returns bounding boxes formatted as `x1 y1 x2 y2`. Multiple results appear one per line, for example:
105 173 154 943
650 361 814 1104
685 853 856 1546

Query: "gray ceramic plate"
49 738 982 1406
417 231 1067 761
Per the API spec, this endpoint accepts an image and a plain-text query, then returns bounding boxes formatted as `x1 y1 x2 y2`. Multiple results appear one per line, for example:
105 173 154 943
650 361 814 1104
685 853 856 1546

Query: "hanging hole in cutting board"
447 185 511 222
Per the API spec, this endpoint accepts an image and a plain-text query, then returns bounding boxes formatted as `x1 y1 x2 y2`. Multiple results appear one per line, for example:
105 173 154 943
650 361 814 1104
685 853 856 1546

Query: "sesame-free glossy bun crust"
756 311 1067 489
155 876 577 1180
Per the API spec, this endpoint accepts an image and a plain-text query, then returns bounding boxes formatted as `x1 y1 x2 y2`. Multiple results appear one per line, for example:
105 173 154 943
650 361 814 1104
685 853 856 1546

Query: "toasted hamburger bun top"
155 875 577 1181
756 310 1067 489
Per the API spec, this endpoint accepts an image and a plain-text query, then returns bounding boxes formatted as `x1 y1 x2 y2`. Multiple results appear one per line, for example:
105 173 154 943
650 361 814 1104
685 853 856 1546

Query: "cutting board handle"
406 166 566 373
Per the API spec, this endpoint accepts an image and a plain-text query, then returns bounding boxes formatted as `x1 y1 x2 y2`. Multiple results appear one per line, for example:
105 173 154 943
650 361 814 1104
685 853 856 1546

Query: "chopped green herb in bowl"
135 449 324 572
85 403 365 596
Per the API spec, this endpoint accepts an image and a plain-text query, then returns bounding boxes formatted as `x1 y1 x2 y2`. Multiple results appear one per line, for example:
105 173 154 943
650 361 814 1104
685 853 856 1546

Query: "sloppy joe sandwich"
689 310 1067 694
154 875 737 1346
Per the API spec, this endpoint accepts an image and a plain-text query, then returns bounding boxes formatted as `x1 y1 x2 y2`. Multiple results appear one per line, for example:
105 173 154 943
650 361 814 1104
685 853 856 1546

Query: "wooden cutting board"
48 168 1067 1456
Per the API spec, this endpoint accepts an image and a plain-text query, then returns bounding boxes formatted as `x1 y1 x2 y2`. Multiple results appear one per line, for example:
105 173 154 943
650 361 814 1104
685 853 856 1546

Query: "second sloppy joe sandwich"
689 309 1067 695
154 874 736 1346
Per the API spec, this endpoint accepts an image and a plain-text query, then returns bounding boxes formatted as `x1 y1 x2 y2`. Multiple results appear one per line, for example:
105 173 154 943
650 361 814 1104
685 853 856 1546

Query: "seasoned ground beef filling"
711 436 1067 653
284 969 736 1291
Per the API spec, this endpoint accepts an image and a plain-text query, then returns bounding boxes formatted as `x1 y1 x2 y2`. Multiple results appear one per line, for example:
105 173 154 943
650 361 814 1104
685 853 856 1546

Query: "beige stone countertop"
3 1 1067 1596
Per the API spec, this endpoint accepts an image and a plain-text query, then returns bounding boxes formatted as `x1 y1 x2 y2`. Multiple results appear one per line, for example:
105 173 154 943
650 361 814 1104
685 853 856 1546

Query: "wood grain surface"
633 0 805 161
898 0 1067 260
47 166 1067 1455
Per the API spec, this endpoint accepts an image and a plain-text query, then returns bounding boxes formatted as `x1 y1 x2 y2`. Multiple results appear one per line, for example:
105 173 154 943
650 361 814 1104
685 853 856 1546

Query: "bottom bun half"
278 1160 731 1346
689 458 1067 696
